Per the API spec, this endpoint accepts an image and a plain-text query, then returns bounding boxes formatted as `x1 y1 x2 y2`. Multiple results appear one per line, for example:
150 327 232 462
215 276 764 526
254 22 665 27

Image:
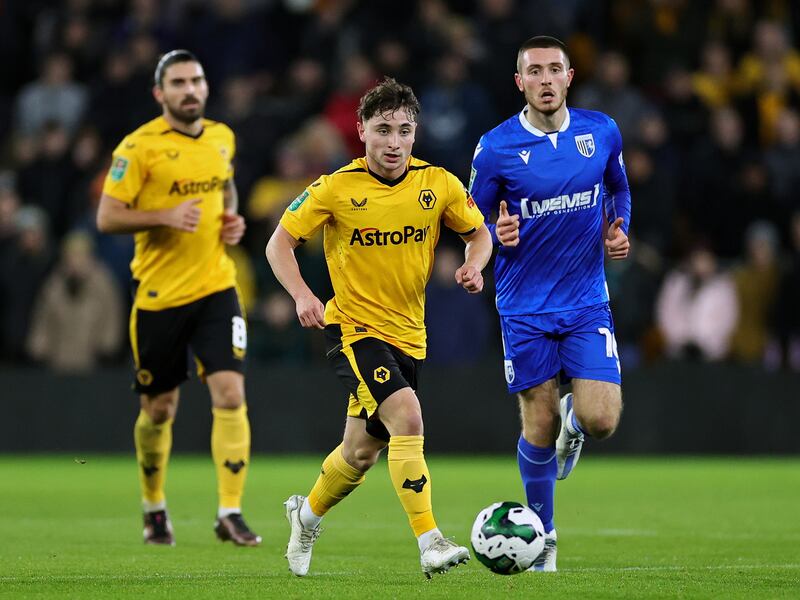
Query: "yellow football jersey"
280 156 485 359
102 116 237 310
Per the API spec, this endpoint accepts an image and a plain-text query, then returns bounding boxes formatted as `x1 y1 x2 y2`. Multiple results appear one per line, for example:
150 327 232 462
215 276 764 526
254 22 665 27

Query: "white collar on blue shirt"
518 106 571 149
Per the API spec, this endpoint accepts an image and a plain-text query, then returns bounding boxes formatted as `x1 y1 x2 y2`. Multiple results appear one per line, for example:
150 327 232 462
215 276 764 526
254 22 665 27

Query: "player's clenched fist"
221 209 246 245
496 200 520 247
163 197 202 232
605 217 630 260
294 292 326 329
455 264 484 294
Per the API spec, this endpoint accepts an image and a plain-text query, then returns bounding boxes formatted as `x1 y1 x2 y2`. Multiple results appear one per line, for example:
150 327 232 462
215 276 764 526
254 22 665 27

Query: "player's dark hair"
517 36 570 72
357 77 420 123
154 49 201 87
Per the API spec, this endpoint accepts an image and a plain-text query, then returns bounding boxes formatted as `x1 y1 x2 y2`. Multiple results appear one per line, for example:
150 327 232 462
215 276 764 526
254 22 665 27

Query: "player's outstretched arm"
96 193 201 234
455 224 493 294
496 200 520 247
605 217 630 260
265 224 326 329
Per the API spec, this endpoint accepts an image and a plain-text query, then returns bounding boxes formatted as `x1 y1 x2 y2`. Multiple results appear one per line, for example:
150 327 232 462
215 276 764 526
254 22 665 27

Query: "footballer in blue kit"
470 36 632 572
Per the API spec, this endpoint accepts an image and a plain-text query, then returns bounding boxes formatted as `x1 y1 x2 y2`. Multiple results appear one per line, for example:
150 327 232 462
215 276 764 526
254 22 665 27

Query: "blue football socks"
517 435 556 533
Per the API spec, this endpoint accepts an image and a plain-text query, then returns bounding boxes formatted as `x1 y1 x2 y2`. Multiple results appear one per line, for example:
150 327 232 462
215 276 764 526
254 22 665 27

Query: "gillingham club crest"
574 133 595 158
504 360 515 385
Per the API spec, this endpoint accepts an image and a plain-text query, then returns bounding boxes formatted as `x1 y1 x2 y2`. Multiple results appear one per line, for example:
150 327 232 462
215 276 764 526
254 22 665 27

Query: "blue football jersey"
470 107 631 315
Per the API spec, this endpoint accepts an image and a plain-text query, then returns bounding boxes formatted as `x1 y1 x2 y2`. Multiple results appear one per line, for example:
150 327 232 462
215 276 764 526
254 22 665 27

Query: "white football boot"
419 535 470 578
555 393 584 480
528 529 557 572
284 495 321 576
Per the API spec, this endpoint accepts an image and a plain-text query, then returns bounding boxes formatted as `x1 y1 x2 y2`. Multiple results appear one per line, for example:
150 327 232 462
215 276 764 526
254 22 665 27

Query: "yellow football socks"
134 409 172 508
388 435 437 536
307 444 366 516
211 405 251 510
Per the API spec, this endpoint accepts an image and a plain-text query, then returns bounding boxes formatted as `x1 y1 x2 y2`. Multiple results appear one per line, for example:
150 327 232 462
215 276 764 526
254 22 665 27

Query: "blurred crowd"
0 0 799 373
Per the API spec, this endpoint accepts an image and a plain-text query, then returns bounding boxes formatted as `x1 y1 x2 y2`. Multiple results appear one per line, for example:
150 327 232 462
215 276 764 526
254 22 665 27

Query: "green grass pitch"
1 455 798 598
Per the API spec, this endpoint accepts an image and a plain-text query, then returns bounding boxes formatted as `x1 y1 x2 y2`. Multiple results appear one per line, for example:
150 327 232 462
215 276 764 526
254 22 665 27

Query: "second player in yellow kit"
267 77 493 578
96 50 260 548
104 113 237 310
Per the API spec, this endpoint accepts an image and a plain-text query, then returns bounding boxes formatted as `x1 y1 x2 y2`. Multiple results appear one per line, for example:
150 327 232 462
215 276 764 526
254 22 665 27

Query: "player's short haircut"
154 49 201 87
517 36 570 72
357 77 420 123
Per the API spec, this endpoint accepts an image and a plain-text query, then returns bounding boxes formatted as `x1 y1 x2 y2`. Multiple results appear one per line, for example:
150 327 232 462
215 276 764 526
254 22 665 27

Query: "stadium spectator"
622 146 674 254
89 51 156 147
655 243 738 361
573 50 650 140
0 206 54 362
773 211 800 371
735 20 800 95
606 236 664 366
323 53 377 158
680 107 757 257
211 74 281 204
659 65 709 152
177 0 273 86
634 110 681 190
425 244 493 366
16 121 82 241
248 291 310 364
472 0 532 119
764 107 800 223
14 52 88 137
706 0 754 60
730 221 781 364
417 52 496 181
26 230 122 373
692 40 737 109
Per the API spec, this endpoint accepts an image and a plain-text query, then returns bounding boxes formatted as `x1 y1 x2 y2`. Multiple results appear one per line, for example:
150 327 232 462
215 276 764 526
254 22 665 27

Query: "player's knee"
143 392 178 424
395 410 423 436
378 391 424 436
150 408 171 424
584 413 619 440
212 382 244 409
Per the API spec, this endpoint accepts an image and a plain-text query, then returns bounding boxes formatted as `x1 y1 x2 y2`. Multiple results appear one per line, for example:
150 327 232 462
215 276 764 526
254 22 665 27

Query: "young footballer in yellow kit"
267 77 493 577
97 50 259 547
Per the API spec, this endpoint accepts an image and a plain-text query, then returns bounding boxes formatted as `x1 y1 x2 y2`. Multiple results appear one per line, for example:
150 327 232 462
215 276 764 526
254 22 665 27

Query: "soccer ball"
470 501 545 575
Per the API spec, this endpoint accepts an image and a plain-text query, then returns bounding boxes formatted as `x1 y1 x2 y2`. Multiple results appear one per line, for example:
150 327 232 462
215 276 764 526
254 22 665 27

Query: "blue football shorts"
499 302 621 393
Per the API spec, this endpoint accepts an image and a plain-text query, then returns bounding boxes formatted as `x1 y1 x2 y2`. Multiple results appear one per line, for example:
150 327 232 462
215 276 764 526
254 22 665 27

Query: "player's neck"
365 156 407 182
163 111 204 137
524 104 567 133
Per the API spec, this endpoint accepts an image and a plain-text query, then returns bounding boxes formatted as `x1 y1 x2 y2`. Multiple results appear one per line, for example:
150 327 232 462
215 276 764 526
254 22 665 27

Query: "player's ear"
566 68 575 88
152 85 163 104
356 120 366 143
514 72 524 92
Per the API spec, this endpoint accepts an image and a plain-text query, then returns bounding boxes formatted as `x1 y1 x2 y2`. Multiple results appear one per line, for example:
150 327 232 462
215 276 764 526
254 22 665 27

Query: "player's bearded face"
156 62 209 124
516 48 573 116
357 109 417 180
